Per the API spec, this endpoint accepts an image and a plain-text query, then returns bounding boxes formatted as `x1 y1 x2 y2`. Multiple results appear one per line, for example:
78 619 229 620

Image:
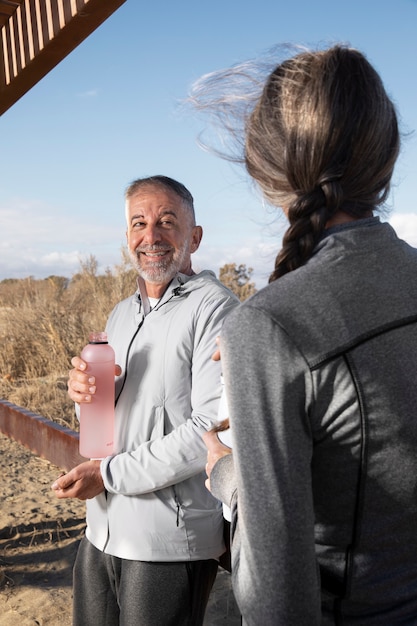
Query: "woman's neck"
325 209 373 229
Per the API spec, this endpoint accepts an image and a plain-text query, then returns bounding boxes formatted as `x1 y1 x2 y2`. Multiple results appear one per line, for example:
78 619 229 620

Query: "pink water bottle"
79 331 115 459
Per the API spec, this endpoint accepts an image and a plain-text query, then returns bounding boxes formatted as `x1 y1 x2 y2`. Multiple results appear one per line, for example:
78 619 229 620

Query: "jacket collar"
134 270 217 316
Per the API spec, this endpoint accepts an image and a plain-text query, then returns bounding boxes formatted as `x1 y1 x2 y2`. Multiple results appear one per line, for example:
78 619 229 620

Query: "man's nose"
142 224 162 244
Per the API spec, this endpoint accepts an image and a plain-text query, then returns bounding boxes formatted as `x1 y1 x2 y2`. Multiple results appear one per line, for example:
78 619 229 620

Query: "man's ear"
190 225 203 253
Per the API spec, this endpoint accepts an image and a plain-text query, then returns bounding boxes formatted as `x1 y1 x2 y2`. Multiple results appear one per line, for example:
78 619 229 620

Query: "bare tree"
219 263 257 301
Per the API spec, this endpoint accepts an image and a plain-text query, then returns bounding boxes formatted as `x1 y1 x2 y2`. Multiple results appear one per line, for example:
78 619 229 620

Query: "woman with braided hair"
196 45 417 624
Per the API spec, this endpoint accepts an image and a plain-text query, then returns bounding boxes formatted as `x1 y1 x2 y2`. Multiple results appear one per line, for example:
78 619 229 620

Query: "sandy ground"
0 432 241 625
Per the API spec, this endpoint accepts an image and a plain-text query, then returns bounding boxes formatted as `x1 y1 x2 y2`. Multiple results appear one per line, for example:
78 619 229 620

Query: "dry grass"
0 376 77 430
0 255 255 428
0 251 137 428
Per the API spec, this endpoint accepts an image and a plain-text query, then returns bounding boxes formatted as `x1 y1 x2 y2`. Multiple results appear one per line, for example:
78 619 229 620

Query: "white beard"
129 242 190 284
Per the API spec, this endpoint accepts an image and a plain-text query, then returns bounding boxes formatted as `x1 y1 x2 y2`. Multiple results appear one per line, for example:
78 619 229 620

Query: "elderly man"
52 175 238 626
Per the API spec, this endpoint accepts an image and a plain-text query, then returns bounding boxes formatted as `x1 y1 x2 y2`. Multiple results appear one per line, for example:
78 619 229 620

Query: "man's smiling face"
126 184 202 298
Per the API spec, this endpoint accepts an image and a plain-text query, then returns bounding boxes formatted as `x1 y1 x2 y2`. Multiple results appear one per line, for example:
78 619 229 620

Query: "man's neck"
145 282 171 299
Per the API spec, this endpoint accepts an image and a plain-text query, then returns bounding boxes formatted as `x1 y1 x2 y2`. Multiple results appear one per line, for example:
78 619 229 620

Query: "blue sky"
1 0 417 289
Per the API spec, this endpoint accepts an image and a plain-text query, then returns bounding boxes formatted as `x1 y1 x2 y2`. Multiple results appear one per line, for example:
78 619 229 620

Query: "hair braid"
269 189 330 281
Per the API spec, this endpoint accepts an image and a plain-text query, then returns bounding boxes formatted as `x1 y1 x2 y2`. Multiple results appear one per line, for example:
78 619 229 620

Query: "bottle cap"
88 331 108 344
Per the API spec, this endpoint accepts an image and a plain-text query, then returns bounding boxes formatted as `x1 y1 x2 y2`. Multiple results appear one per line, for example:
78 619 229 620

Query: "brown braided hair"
244 46 400 282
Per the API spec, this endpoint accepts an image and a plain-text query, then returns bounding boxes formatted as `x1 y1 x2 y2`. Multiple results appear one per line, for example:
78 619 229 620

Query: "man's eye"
133 221 145 228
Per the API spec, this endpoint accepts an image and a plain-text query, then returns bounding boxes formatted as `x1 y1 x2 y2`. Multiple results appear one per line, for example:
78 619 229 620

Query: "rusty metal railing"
0 398 85 471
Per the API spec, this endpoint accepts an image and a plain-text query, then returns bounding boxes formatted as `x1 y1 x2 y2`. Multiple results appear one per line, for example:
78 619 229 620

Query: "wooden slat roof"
0 0 127 115
0 1 25 29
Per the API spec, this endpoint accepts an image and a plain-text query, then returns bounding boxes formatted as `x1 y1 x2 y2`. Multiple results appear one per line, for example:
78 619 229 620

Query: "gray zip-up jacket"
85 270 238 561
212 218 417 624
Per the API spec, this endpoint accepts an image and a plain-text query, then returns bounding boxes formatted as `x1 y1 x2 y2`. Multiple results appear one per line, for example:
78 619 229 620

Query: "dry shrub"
0 250 137 428
0 376 77 430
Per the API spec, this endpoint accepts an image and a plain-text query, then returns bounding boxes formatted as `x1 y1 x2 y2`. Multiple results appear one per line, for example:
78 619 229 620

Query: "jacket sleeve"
220 303 321 625
210 453 237 509
100 293 239 495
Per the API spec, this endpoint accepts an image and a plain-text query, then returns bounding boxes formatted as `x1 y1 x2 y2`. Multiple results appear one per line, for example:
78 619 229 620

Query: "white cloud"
193 239 277 290
77 89 99 98
388 213 417 247
2 198 416 289
0 199 124 280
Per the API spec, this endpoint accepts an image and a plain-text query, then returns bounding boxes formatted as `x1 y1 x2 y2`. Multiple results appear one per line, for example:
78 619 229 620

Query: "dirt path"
0 433 240 625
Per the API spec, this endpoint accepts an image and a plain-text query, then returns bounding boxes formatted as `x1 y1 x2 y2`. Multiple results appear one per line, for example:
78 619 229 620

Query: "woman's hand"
212 335 221 362
203 429 232 492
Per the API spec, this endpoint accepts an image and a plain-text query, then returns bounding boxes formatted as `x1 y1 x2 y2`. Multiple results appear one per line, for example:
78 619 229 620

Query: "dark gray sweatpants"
72 537 218 626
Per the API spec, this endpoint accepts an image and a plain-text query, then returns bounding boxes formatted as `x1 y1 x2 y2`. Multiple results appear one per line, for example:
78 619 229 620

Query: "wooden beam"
0 0 127 115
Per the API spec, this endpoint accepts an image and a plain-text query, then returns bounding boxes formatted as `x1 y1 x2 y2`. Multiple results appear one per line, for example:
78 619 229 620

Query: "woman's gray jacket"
212 218 417 624
85 270 238 561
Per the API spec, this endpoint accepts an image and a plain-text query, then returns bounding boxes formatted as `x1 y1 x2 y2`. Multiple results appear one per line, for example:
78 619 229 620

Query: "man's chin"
137 268 177 285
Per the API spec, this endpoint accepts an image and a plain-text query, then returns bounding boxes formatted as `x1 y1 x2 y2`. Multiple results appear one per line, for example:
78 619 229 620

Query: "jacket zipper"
173 488 182 527
114 317 145 406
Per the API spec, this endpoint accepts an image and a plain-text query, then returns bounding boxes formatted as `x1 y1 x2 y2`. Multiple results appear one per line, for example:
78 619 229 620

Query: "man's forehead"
128 188 183 210
125 185 195 227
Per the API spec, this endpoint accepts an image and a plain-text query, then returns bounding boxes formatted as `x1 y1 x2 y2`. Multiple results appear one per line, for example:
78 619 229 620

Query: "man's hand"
51 460 104 500
202 429 232 492
68 356 122 404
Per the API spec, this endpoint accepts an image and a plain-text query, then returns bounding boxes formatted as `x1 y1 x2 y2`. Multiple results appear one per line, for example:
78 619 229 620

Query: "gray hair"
125 175 196 225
